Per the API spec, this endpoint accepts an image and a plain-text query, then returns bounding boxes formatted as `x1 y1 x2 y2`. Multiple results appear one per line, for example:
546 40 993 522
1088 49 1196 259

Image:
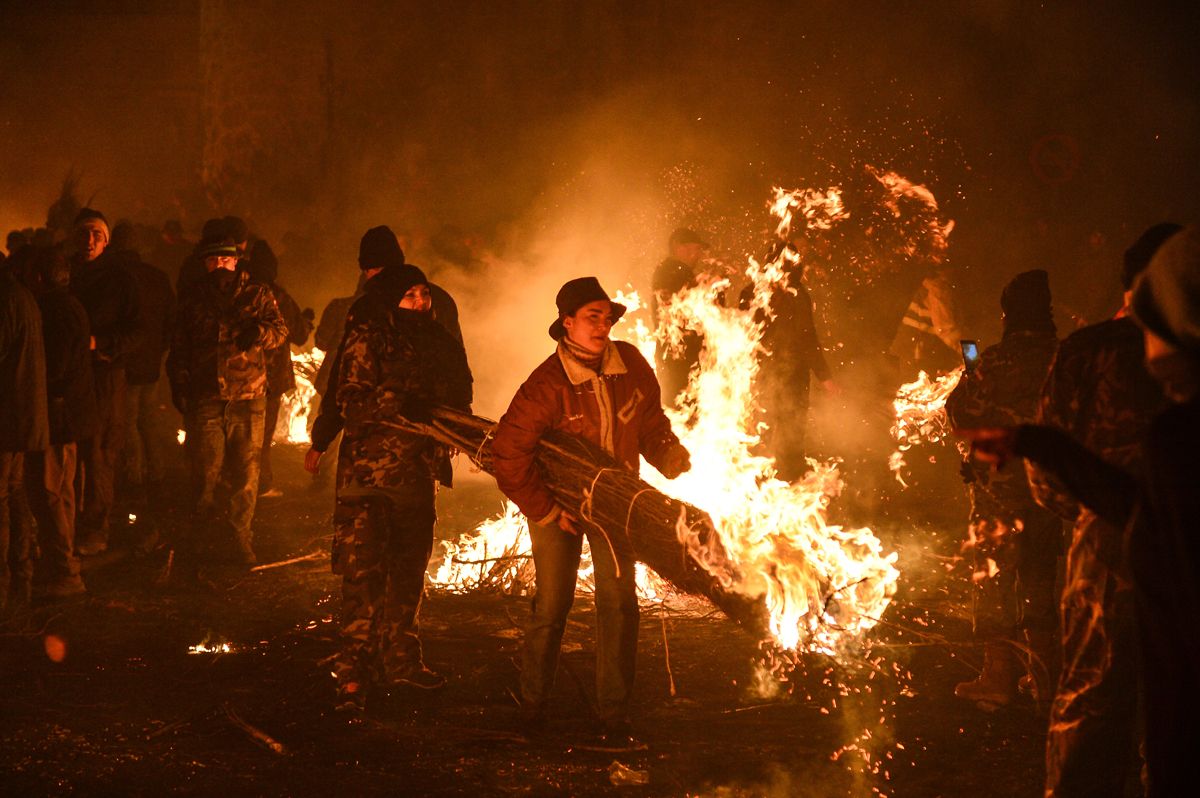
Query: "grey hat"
1131 224 1200 353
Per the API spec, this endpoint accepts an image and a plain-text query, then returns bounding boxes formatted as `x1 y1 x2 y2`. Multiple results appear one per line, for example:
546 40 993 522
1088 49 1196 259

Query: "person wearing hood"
964 224 1200 796
166 237 287 569
491 277 691 747
244 240 312 497
304 227 463 484
325 226 473 714
69 208 144 556
945 269 1063 708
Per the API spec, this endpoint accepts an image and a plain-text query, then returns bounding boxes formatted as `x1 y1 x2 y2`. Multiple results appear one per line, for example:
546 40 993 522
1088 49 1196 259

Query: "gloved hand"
658 443 692 479
234 323 260 352
400 394 433 424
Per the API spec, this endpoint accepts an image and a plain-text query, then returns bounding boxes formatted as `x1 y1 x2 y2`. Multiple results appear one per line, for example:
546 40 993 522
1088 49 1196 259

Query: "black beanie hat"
1122 222 1183 290
359 225 406 271
1001 269 1054 333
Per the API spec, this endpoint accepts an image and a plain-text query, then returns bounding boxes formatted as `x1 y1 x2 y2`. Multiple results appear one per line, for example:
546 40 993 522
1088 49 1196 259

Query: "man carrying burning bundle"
492 277 691 746
328 230 473 713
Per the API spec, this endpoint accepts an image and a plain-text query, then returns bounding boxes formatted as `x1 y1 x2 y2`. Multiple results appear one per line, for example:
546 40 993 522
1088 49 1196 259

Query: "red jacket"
493 340 680 524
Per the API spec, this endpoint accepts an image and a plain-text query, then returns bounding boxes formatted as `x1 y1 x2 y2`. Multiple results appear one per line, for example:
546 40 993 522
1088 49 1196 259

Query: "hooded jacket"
492 340 680 524
334 266 473 497
166 269 287 404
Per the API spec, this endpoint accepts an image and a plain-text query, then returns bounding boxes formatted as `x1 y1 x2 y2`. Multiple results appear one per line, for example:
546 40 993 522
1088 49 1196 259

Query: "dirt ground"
0 442 1049 797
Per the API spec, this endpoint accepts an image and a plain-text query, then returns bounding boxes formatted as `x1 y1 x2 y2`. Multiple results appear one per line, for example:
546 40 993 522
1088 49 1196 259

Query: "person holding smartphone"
945 269 1063 708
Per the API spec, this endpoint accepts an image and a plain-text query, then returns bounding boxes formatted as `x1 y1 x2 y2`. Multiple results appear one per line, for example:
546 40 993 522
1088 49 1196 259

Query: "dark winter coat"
166 269 287 406
651 257 702 403
37 287 98 444
113 251 175 386
492 341 680 524
334 268 473 497
70 251 144 372
742 267 831 412
0 270 49 452
261 281 311 396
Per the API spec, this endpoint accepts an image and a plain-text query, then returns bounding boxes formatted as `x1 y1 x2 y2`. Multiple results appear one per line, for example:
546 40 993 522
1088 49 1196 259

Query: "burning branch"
389 407 772 638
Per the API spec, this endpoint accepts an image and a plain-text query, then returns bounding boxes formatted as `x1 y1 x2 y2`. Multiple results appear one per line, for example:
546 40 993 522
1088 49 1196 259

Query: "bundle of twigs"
387 407 769 637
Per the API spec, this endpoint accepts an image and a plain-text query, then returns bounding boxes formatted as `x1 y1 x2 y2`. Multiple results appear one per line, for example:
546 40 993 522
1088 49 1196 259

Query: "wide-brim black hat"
548 276 627 340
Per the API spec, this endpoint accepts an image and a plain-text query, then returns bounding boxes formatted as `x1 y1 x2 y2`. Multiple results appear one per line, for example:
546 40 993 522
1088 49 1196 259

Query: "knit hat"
1000 269 1054 333
548 277 627 339
197 237 239 259
358 225 406 271
223 215 249 244
1131 224 1200 353
1122 222 1183 290
74 208 110 243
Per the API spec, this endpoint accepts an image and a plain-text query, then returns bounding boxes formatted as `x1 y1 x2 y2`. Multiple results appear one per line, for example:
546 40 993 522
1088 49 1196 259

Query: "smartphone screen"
961 339 980 373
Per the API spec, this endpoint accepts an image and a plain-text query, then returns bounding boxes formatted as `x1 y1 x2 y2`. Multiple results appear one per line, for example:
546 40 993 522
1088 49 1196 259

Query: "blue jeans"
521 521 639 723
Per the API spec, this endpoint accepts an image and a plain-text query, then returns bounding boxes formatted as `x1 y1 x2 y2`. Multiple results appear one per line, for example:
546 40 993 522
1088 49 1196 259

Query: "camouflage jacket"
334 287 473 499
261 280 311 396
1026 317 1166 560
946 328 1058 521
166 269 287 404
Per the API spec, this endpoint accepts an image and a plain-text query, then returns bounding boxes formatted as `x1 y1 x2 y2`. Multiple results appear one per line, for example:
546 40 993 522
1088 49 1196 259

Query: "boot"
955 643 1019 708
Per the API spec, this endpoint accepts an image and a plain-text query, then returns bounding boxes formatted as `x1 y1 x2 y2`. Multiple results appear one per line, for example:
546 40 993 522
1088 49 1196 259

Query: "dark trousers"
969 507 1060 641
26 444 81 584
259 391 282 493
187 397 264 552
122 380 167 488
0 452 35 608
332 485 435 683
521 521 639 723
78 366 128 541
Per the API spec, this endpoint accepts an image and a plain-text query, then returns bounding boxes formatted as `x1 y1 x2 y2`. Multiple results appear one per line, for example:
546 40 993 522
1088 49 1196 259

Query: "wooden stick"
223 704 287 755
250 551 324 572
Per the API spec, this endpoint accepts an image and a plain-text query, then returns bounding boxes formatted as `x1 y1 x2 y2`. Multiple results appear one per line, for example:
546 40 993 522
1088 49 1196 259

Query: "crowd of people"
1 209 315 608
3 200 1197 785
953 223 1199 796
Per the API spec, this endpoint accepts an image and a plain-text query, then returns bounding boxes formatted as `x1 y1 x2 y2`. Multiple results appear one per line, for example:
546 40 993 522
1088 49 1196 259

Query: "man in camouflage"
166 237 286 567
945 269 1062 707
1028 224 1176 797
328 227 472 712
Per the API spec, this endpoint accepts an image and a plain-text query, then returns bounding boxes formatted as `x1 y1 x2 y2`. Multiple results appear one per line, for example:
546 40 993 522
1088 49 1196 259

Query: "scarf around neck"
560 335 605 371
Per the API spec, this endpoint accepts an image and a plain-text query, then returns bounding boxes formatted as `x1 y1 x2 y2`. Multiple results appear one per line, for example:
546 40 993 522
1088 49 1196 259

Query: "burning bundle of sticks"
388 407 770 637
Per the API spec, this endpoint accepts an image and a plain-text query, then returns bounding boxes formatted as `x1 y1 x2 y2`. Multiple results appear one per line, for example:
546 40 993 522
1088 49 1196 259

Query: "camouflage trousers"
1045 513 1139 797
331 482 435 686
186 397 265 555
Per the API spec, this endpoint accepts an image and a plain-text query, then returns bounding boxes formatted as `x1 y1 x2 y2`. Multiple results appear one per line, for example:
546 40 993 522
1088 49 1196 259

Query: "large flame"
888 366 964 486
430 179 959 659
278 347 325 445
646 244 898 656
